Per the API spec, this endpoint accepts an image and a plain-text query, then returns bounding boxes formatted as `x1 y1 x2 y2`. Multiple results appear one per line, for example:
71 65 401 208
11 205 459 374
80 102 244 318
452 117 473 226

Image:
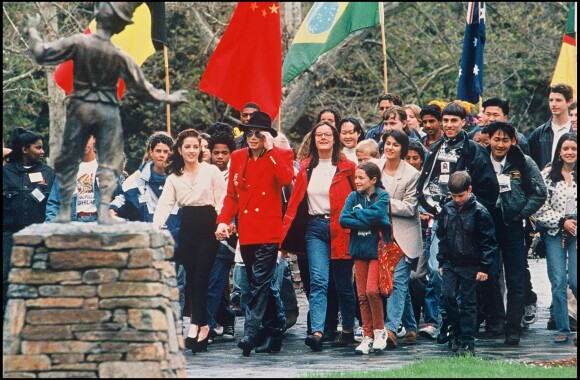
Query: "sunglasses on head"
245 130 264 139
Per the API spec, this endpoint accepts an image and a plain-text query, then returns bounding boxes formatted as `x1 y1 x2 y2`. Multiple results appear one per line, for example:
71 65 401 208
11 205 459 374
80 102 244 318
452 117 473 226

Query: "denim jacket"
339 187 392 260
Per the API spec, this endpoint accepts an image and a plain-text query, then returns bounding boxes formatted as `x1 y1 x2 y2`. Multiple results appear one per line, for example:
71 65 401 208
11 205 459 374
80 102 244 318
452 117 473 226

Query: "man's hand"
475 272 488 282
215 223 230 241
228 223 237 235
262 131 274 151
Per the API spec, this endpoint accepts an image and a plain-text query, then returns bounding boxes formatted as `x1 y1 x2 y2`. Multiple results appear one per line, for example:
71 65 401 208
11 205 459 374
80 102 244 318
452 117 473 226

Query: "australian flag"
457 2 486 104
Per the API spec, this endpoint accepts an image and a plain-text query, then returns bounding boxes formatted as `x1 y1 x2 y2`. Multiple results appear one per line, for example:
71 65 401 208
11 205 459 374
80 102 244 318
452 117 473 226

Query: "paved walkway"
184 258 577 378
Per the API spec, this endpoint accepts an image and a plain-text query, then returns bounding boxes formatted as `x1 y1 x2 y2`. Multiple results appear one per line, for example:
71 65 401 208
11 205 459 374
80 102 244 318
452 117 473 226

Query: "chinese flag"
199 2 282 119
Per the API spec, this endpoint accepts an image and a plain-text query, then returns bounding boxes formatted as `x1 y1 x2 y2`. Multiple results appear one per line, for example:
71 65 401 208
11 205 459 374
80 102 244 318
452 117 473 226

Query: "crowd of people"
3 83 577 358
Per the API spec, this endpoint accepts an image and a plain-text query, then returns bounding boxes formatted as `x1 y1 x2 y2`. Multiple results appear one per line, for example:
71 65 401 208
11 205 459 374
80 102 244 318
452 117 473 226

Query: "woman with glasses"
281 121 357 352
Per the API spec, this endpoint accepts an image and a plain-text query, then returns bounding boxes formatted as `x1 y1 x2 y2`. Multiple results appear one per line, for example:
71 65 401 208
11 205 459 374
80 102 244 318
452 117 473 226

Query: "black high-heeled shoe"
185 335 198 350
193 334 209 353
255 335 283 353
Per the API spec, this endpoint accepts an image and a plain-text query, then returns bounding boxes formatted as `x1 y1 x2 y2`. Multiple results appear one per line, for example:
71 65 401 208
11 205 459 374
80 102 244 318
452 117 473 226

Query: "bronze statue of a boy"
27 2 188 224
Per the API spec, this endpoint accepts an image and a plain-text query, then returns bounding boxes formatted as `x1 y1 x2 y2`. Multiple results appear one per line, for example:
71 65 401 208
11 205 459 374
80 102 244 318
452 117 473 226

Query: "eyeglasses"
245 130 263 139
315 132 333 138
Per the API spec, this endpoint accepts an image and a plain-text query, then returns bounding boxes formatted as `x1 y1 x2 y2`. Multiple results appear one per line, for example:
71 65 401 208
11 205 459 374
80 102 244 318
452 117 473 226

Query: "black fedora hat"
241 111 278 137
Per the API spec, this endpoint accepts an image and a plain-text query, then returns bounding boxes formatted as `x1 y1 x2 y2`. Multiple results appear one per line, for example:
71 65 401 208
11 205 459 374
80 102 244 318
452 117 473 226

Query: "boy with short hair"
436 171 500 356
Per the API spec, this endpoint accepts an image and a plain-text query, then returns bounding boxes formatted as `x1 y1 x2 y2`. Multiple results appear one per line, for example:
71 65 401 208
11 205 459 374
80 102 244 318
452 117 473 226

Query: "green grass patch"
305 356 577 378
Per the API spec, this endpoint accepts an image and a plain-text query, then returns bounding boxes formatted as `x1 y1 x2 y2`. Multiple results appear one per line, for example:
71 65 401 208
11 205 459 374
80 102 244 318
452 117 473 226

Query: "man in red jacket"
215 112 294 356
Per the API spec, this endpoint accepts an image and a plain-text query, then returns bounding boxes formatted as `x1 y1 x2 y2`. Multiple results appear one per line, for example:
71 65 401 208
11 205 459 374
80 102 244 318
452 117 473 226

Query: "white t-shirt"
307 158 335 215
551 121 571 161
342 147 357 163
75 159 98 213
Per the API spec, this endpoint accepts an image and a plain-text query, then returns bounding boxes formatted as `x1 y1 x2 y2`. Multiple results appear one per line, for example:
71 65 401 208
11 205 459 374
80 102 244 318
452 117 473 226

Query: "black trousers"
240 243 282 339
177 206 218 326
442 263 479 341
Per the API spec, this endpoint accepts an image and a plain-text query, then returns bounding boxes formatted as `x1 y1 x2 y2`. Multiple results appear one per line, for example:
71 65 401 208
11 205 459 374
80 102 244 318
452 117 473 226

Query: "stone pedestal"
2 222 185 378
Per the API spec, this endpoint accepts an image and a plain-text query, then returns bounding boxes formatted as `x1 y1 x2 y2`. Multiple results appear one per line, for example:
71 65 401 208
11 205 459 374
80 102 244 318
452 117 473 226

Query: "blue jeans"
176 263 186 316
207 255 236 329
386 257 416 332
232 263 251 313
423 222 443 327
305 217 355 334
545 233 577 334
271 258 287 324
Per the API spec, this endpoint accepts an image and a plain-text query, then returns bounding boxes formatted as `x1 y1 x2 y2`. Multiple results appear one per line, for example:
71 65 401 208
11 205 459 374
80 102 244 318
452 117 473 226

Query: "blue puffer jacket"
339 187 392 260
110 161 182 244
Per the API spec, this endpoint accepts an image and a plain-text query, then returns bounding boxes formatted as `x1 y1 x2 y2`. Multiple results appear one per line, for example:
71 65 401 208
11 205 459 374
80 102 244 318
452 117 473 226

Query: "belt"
76 212 98 217
310 214 331 220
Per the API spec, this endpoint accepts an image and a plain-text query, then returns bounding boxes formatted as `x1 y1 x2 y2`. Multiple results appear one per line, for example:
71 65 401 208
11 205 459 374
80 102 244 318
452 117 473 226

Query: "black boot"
237 336 254 357
255 334 283 353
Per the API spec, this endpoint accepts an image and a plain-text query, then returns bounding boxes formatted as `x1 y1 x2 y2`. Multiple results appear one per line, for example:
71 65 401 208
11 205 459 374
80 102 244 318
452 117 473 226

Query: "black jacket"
3 161 55 233
416 130 499 215
484 145 547 225
436 194 499 273
528 117 574 171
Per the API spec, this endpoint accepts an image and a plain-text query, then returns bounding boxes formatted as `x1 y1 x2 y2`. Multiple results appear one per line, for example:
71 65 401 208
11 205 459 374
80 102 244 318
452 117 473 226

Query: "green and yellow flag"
282 2 380 86
551 2 576 98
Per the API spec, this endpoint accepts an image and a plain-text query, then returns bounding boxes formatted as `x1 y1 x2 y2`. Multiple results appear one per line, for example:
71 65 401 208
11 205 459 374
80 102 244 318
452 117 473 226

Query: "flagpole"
164 45 171 136
378 2 388 93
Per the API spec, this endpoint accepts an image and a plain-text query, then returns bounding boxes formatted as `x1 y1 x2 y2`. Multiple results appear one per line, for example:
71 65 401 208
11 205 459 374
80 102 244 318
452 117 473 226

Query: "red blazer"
281 156 356 260
217 146 294 245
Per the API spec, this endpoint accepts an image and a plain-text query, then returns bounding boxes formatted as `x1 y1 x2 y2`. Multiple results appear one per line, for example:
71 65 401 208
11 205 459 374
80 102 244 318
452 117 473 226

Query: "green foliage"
3 2 571 169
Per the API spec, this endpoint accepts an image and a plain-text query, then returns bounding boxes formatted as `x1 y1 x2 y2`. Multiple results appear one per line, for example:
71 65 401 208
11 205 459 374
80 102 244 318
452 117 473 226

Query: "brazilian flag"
282 2 380 86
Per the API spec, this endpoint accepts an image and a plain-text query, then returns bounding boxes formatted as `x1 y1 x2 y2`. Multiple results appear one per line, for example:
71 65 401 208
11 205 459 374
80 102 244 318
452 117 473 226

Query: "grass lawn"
305 356 577 378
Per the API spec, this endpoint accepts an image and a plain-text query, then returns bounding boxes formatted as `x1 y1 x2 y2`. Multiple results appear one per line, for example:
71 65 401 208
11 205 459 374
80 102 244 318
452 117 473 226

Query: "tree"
3 2 570 173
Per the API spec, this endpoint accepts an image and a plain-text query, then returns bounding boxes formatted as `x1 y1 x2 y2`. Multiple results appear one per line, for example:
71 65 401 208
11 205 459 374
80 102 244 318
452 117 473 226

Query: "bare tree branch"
2 68 39 88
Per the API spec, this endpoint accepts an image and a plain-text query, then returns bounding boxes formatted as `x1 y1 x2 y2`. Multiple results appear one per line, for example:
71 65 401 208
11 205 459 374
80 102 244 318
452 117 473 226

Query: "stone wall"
2 223 185 378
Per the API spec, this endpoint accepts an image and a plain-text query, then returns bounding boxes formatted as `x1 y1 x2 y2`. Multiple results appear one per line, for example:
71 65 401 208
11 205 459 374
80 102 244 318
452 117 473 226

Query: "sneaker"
207 328 218 344
353 326 364 343
419 324 438 340
504 331 521 346
331 331 356 347
386 329 398 349
355 336 374 355
222 325 235 341
396 324 406 338
403 330 417 345
522 303 538 325
450 336 461 352
554 334 569 343
372 329 387 352
456 340 475 357
436 324 452 344
305 334 323 352
213 325 224 336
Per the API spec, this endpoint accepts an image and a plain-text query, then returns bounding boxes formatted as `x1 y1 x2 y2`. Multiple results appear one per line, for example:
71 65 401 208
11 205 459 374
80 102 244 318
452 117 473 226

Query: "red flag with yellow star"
199 2 282 119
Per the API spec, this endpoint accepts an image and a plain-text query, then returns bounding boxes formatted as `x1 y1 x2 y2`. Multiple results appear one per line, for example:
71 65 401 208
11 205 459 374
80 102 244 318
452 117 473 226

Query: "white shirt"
490 154 507 176
153 162 226 229
307 158 335 215
342 147 357 163
551 121 571 161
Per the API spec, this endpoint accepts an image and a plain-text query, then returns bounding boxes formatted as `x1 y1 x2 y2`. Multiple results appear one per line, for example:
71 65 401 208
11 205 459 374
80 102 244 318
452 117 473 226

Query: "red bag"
377 204 405 297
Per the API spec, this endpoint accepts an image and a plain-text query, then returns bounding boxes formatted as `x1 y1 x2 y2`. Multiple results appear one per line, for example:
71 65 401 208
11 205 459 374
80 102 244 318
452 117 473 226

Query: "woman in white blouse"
535 132 577 344
372 129 423 348
153 129 226 353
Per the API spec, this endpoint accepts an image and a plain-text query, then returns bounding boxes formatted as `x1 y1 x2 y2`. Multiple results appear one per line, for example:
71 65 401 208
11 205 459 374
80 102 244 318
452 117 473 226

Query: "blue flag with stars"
457 2 485 103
